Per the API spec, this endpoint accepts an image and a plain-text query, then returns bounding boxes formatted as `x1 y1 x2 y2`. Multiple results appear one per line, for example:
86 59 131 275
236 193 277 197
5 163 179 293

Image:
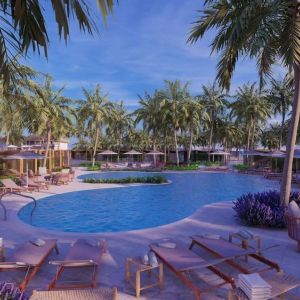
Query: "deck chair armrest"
0 261 30 269
49 259 97 267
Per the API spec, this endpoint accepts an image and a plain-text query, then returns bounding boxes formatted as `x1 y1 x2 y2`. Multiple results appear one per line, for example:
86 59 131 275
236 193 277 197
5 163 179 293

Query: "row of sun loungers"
1 234 300 299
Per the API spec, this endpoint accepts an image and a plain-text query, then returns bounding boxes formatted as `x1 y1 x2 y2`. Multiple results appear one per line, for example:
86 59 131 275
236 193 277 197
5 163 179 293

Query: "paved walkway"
0 169 299 299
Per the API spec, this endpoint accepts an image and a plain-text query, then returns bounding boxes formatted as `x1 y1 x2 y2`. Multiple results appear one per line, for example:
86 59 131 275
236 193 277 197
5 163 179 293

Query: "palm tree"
107 102 133 160
135 91 164 153
188 1 300 205
0 1 115 85
161 80 189 166
27 75 73 167
200 84 227 159
230 83 271 151
266 75 293 149
181 97 209 165
77 84 111 166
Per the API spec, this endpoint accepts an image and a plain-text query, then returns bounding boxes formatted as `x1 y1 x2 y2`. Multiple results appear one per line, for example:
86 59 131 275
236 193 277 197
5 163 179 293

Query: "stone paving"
0 169 299 299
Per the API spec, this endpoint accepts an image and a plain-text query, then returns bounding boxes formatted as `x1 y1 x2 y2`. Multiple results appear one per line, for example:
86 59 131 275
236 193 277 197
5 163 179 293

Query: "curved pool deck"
0 168 299 299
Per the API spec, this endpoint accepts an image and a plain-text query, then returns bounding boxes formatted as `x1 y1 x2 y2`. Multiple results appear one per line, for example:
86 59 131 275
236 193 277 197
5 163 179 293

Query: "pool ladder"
0 192 37 221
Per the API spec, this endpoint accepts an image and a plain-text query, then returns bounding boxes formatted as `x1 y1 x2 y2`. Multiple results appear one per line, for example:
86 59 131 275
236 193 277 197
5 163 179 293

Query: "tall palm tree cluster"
0 66 294 168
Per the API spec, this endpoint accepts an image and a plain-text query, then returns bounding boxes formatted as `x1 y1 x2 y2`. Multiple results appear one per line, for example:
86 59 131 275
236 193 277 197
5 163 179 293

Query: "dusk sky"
26 1 283 110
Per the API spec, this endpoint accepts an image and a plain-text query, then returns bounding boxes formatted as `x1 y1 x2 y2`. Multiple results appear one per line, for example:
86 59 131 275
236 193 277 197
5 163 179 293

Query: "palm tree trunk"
43 126 51 167
6 132 9 145
174 130 179 166
279 111 285 150
188 131 193 166
208 123 213 161
164 136 167 163
280 64 300 206
92 127 99 167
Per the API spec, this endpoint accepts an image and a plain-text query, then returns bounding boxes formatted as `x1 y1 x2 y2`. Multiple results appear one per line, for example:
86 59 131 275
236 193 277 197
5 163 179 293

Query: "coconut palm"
107 102 132 160
188 0 300 205
0 1 115 85
200 83 227 158
77 84 112 166
266 75 293 148
230 83 271 151
160 80 190 166
27 75 73 167
181 97 209 165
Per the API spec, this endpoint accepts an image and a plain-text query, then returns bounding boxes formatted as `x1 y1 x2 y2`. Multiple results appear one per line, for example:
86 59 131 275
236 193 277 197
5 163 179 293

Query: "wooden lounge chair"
286 201 300 252
52 173 69 185
48 239 107 290
0 239 58 291
189 236 280 274
31 287 118 300
0 178 27 193
232 271 300 300
149 241 235 300
20 176 49 191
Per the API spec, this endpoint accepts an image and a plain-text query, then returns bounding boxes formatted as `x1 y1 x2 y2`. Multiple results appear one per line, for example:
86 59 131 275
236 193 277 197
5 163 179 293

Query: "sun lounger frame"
150 243 236 300
189 236 281 274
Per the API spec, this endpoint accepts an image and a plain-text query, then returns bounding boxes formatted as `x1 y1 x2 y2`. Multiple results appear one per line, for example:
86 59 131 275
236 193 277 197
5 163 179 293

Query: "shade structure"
146 150 164 155
124 150 143 155
98 150 118 155
242 150 265 156
259 150 285 158
3 151 45 188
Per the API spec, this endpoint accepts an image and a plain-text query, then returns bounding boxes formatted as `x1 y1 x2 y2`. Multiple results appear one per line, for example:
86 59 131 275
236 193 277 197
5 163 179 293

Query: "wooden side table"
125 256 163 298
229 232 262 256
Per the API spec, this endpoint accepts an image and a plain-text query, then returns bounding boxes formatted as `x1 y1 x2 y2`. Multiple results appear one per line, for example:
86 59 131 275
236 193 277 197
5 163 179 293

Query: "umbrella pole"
26 161 29 188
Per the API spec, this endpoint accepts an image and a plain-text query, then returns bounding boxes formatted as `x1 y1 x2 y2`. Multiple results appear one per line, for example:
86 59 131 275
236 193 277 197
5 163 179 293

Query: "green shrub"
83 176 167 184
164 164 199 171
87 165 101 171
234 164 249 171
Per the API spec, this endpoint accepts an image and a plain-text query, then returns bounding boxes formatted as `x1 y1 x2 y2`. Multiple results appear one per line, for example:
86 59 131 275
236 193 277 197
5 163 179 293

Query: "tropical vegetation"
188 0 300 206
83 176 167 184
233 190 300 228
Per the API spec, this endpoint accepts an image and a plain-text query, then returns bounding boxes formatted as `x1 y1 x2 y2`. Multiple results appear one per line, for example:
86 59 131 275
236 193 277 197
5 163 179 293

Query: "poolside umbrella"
98 150 118 166
124 149 143 162
3 151 45 188
146 150 164 166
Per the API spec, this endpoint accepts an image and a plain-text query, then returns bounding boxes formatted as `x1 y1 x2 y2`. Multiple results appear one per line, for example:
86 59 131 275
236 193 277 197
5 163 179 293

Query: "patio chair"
286 201 300 252
38 166 50 177
48 239 107 290
0 178 27 193
149 241 235 300
20 176 49 191
31 287 118 300
52 173 69 185
189 235 281 274
0 239 58 291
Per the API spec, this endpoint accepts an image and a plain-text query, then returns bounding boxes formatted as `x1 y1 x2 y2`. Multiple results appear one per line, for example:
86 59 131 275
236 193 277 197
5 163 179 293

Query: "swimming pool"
19 172 278 233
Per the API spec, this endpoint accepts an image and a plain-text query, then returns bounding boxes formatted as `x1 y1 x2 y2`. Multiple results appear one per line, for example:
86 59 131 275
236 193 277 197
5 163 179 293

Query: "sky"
24 0 277 111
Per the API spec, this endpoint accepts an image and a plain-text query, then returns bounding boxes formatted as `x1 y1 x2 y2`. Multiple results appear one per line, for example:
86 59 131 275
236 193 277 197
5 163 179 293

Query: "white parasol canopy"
124 150 143 155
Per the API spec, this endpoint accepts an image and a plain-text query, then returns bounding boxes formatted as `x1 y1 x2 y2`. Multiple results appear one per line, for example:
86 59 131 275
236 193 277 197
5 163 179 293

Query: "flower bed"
83 176 167 184
233 190 300 228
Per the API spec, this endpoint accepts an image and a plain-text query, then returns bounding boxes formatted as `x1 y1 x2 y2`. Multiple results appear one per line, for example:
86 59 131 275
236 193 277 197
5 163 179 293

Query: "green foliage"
234 164 249 171
83 176 167 184
87 165 101 171
164 164 199 171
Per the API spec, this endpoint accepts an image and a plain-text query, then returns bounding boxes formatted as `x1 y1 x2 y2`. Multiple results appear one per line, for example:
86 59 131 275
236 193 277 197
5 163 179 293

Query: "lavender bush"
0 282 29 300
233 190 300 228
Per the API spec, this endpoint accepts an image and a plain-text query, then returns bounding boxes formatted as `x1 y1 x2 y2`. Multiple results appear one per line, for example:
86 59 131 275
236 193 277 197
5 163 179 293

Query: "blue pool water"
19 172 278 233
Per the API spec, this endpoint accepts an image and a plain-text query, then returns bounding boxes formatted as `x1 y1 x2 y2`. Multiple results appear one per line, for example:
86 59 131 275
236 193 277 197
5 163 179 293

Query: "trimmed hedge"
164 164 199 171
233 164 249 171
233 190 300 228
83 176 167 184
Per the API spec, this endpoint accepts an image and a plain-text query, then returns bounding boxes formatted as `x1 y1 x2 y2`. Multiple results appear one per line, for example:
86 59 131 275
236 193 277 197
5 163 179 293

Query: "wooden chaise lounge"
0 179 29 193
189 235 281 274
190 236 300 299
149 241 235 300
48 239 107 290
0 239 58 291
